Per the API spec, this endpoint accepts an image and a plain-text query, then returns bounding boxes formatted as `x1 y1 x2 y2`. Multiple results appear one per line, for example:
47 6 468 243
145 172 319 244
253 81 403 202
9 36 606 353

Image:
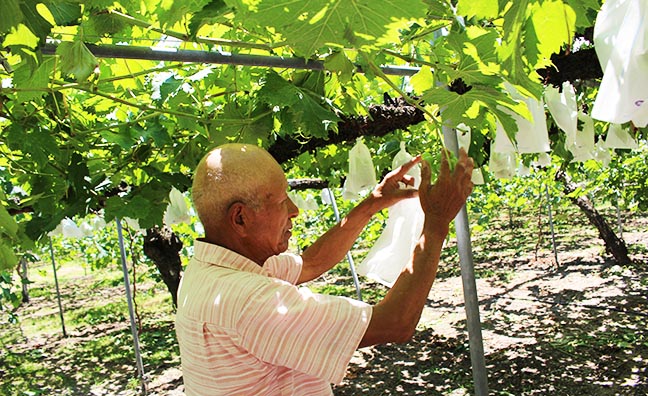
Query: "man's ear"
227 202 249 236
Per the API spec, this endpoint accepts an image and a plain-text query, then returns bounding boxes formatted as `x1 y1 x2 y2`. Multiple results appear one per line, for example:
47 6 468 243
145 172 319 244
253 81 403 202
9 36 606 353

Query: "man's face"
247 174 300 261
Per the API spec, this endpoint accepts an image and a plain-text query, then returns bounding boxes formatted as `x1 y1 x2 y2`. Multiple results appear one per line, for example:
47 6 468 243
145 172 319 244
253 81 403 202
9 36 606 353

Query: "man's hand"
369 156 422 210
419 148 474 236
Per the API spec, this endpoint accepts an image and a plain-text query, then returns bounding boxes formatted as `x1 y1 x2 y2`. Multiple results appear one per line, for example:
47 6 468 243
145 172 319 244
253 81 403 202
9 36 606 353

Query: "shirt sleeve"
236 280 372 384
264 253 303 285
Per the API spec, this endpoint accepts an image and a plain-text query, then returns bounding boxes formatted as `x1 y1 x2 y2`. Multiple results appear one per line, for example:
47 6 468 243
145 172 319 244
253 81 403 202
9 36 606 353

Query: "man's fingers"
419 159 431 189
439 149 451 177
401 174 415 187
453 148 474 178
394 155 422 178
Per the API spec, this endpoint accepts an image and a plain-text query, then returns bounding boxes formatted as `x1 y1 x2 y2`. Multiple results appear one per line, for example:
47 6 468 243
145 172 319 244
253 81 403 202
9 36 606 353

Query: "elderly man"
176 143 473 395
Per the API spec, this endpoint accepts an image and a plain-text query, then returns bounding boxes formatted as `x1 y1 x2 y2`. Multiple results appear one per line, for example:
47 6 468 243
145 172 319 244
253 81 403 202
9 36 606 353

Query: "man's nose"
288 197 300 217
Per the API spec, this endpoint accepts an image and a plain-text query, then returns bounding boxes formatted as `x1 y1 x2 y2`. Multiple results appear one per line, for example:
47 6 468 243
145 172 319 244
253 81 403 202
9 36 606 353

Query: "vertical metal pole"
545 185 559 266
616 192 623 239
443 126 489 396
116 219 147 395
48 238 67 337
325 188 363 302
20 257 29 303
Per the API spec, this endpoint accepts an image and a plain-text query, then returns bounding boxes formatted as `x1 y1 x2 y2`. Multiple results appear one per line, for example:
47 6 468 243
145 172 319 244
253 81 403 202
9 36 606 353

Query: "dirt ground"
331 214 648 396
2 212 647 396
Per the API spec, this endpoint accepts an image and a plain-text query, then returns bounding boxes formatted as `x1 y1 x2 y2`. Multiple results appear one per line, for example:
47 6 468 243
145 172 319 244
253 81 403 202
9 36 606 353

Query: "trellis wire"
116 219 148 395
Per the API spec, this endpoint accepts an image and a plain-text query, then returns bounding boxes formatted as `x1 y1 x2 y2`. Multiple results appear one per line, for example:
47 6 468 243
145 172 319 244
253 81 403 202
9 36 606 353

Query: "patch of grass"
90 272 126 289
310 283 358 298
1 262 180 396
68 301 128 326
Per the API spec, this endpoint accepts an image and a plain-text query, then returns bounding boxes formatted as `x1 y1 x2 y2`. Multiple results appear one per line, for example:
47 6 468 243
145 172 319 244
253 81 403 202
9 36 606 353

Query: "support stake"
443 126 488 396
325 188 363 302
545 185 559 266
48 238 66 337
116 219 148 395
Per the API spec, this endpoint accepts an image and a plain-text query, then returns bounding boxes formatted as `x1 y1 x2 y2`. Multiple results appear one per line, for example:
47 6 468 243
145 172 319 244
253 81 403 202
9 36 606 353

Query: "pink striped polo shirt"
176 240 372 395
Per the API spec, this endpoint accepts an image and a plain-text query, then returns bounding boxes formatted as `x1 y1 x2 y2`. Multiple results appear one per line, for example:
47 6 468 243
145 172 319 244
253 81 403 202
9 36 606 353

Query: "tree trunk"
555 170 632 265
143 226 183 307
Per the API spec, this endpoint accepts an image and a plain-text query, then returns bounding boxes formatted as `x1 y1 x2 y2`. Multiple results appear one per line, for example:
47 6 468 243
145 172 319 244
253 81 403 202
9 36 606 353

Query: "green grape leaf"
45 2 82 26
82 12 129 36
526 0 575 68
220 101 274 145
13 57 55 104
158 76 183 103
137 180 171 229
0 204 18 238
245 0 427 56
145 119 173 147
257 71 338 138
68 152 90 196
564 0 600 27
100 125 136 150
0 242 18 271
456 0 498 20
19 0 54 44
56 41 98 82
104 194 151 224
422 84 519 130
0 0 23 32
2 23 40 48
158 0 213 28
188 0 230 38
324 51 355 83
498 0 545 95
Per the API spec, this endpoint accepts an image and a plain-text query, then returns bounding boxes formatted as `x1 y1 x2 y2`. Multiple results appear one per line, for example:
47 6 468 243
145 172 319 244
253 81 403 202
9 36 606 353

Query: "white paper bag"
456 123 472 151
545 82 578 144
493 120 516 153
342 138 377 200
320 188 334 205
603 123 639 149
591 0 648 127
495 82 551 154
569 112 596 163
594 139 612 167
356 198 424 287
517 162 531 177
472 168 485 185
532 152 552 168
164 187 191 225
392 142 421 188
288 191 319 211
489 149 517 179
356 143 424 287
61 218 84 239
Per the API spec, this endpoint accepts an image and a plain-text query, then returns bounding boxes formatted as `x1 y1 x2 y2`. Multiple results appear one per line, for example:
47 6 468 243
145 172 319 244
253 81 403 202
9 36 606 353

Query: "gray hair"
191 144 280 233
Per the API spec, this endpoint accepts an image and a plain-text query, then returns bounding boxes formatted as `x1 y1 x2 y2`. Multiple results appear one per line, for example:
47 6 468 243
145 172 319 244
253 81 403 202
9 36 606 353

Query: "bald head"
192 144 285 238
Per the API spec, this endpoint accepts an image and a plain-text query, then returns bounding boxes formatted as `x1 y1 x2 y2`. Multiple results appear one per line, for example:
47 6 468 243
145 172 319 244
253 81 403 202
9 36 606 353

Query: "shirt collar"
193 239 270 277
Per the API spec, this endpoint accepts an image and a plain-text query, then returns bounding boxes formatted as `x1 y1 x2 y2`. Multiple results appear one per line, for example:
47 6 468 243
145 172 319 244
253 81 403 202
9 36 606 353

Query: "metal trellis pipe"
40 43 421 76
